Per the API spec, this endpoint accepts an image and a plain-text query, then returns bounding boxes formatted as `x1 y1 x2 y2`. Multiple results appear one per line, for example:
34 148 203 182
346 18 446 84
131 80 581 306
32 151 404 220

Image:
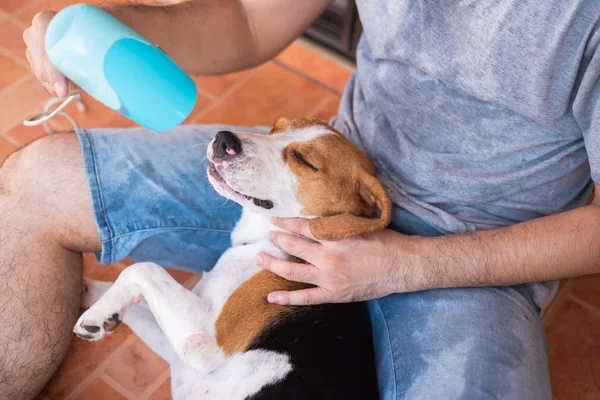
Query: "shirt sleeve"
573 29 600 183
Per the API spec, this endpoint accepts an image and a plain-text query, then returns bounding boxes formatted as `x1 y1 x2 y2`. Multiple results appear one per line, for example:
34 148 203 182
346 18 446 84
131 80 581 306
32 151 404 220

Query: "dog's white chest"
193 241 280 310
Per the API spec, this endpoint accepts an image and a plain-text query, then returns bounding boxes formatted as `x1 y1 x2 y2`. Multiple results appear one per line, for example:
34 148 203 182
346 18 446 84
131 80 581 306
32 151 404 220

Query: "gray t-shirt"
336 0 600 234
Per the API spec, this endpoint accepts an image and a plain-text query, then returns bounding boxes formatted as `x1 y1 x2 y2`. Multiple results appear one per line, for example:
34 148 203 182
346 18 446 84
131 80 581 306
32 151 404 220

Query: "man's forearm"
103 1 257 74
103 0 331 75
405 203 600 291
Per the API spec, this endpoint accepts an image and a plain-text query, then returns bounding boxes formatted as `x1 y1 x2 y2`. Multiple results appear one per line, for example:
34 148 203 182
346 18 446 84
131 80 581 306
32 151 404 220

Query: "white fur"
170 349 292 400
207 127 333 217
76 126 337 398
76 209 292 398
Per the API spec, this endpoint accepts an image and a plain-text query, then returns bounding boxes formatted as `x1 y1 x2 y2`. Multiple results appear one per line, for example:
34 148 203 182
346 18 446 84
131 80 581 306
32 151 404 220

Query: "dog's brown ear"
309 170 393 241
268 118 291 135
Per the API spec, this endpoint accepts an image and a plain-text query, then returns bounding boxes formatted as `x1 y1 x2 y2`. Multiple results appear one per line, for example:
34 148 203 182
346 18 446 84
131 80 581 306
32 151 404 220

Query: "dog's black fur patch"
246 302 379 400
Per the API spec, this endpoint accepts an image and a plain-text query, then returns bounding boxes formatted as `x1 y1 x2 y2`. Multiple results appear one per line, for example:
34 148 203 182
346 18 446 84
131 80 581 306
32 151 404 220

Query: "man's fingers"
267 287 331 306
272 217 317 241
257 252 319 285
42 58 68 97
269 231 320 264
23 34 47 83
24 10 73 97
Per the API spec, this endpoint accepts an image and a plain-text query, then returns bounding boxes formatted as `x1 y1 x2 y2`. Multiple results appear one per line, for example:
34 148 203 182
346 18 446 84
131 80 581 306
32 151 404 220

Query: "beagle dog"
74 118 392 399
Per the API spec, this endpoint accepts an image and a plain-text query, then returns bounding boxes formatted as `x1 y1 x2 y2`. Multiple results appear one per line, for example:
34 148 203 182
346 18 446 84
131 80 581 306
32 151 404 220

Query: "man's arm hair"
397 184 600 292
105 0 333 75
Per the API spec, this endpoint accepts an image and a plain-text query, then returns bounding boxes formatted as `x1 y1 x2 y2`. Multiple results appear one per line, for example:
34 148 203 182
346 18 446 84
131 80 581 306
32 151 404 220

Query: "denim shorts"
76 124 556 399
76 124 264 271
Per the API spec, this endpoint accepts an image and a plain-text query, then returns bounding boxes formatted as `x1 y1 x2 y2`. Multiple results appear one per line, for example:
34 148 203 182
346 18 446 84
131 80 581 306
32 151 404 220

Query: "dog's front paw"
74 308 122 341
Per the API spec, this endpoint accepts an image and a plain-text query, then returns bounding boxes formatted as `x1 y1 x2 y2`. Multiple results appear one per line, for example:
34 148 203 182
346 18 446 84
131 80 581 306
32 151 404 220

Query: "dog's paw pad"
103 313 121 332
74 311 121 341
82 324 101 334
74 320 103 341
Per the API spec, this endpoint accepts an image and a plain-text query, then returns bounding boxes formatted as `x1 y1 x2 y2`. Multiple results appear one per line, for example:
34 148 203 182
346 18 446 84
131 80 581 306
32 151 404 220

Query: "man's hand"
258 188 600 307
23 11 74 97
257 217 423 305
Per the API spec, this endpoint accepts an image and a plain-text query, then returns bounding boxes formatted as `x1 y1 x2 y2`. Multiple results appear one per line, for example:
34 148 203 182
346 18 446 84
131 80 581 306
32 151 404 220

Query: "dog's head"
207 118 392 240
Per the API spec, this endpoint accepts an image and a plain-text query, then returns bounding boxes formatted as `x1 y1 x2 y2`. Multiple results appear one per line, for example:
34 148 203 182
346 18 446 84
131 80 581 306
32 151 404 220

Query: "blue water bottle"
44 3 197 132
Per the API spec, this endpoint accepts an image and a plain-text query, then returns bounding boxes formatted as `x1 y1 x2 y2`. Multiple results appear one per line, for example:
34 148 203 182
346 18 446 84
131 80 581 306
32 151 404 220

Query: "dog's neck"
230 208 319 248
230 208 315 267
230 208 291 247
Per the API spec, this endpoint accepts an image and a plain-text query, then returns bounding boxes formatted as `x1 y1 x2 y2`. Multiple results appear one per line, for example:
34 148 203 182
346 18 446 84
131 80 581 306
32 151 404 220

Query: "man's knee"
0 134 90 398
0 133 79 200
0 133 100 251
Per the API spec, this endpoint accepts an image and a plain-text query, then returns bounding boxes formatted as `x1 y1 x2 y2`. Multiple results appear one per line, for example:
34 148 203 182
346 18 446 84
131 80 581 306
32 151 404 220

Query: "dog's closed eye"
291 150 318 172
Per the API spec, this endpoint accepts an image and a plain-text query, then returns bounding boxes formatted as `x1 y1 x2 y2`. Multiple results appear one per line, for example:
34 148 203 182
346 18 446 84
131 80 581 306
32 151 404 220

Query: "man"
4 0 599 398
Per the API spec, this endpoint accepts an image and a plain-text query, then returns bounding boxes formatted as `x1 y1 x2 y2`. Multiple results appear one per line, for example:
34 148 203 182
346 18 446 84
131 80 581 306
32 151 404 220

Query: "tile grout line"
211 71 257 101
3 93 118 139
12 0 45 24
10 16 29 30
190 70 258 124
185 90 215 122
272 59 343 97
195 85 217 101
64 334 138 400
138 369 171 400
195 70 258 118
1 132 23 149
540 279 574 323
293 37 357 71
307 94 337 120
0 9 10 22
567 293 600 318
55 102 117 132
100 371 140 399
0 48 30 69
0 71 34 94
0 75 52 135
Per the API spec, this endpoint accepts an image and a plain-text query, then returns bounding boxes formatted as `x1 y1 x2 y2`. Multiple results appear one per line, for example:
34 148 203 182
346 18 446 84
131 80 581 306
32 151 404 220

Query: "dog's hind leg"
74 262 225 373
123 301 180 365
81 277 180 365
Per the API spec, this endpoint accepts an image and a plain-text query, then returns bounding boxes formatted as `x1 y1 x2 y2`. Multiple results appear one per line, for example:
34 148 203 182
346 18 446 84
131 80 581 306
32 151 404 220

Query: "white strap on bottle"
22 92 86 133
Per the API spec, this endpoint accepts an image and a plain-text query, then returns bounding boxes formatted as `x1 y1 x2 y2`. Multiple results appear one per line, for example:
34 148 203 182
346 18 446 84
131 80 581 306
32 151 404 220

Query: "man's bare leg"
0 133 101 399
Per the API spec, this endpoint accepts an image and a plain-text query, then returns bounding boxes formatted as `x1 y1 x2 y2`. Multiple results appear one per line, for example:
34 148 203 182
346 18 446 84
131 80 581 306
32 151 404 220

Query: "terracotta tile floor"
0 1 599 399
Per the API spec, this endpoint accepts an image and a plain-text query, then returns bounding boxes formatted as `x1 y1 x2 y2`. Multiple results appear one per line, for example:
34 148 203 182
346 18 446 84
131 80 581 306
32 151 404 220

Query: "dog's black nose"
213 130 242 158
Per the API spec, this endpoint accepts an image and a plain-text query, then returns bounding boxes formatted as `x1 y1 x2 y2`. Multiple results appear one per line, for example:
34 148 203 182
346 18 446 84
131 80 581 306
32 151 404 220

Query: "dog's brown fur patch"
215 269 311 356
215 117 392 355
279 121 393 240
